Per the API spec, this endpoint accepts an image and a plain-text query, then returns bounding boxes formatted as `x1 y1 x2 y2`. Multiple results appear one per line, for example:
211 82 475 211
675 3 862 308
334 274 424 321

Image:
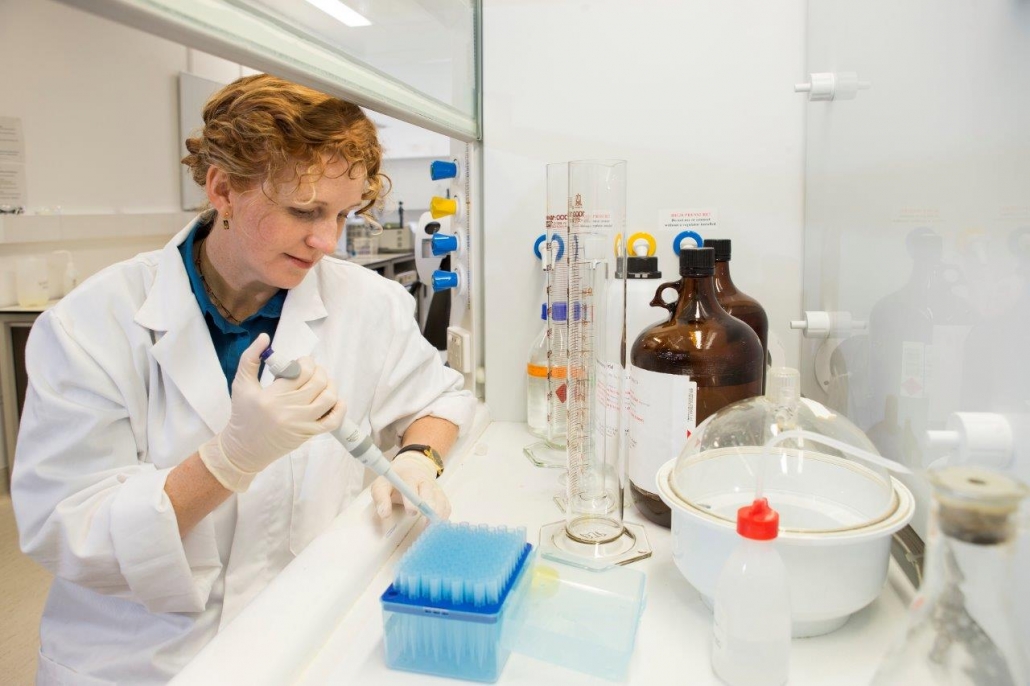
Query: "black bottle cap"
704 238 732 262
616 256 662 279
680 247 715 277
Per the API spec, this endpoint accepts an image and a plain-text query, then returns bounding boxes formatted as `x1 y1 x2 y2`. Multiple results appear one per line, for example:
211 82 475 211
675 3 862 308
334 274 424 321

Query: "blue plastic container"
381 523 533 683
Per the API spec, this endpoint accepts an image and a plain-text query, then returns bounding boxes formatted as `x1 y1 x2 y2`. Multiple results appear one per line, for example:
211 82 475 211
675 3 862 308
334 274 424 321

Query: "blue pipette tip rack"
381 522 532 683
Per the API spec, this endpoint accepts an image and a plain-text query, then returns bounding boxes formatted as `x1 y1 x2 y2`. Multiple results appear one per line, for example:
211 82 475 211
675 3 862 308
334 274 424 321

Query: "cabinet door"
58 0 480 140
802 0 1030 635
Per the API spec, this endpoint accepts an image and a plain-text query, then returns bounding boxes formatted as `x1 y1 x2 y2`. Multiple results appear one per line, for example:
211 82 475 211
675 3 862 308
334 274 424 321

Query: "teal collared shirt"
178 220 287 393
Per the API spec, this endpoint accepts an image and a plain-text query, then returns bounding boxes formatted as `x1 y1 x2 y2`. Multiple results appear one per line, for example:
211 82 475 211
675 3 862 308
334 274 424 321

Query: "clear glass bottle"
705 238 769 389
628 247 764 527
526 302 568 445
871 466 1029 686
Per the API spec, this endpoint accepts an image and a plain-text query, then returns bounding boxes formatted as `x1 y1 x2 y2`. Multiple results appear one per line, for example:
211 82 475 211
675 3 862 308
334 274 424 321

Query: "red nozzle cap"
737 498 780 540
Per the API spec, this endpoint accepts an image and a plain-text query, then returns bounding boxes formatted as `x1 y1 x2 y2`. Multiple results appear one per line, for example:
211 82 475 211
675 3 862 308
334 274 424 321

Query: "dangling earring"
222 217 230 230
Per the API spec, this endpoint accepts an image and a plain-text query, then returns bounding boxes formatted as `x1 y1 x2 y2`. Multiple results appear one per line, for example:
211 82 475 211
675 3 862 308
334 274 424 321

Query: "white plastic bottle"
712 497 791 686
606 236 666 363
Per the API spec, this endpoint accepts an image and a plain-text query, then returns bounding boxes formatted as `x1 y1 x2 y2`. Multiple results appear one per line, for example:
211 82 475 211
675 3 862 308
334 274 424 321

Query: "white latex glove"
371 452 451 520
199 333 345 492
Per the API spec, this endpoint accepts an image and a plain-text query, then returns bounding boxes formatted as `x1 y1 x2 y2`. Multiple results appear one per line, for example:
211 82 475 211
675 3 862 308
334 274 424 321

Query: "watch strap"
397 444 444 477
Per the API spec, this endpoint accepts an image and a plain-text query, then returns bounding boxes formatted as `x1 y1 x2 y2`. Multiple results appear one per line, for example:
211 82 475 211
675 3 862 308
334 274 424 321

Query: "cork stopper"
930 466 1028 545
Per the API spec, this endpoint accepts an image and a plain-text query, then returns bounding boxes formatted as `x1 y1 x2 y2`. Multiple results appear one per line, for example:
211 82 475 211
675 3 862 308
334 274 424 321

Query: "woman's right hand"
198 333 345 492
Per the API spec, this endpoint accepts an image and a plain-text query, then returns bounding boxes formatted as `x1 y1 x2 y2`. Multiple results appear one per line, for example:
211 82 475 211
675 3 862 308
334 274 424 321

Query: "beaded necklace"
193 239 243 325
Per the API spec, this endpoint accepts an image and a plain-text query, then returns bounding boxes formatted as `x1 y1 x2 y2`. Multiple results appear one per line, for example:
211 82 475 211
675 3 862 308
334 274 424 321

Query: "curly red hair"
182 74 388 216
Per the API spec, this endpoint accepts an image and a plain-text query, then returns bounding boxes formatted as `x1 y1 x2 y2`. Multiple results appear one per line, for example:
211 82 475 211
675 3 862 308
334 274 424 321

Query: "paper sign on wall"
0 117 27 210
659 209 718 234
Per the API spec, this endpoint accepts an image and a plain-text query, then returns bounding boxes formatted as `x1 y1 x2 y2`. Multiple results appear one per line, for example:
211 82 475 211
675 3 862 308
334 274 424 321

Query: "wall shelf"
0 212 194 245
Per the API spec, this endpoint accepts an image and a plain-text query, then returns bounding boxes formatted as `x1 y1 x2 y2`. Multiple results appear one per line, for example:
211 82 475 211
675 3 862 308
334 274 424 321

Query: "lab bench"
345 251 416 282
175 407 913 685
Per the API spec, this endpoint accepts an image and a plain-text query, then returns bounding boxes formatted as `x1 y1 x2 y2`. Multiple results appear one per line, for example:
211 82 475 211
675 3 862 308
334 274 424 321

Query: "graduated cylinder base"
539 520 652 566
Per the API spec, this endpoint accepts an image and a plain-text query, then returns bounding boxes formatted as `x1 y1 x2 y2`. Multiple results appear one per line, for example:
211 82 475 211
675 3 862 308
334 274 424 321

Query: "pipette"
260 348 441 523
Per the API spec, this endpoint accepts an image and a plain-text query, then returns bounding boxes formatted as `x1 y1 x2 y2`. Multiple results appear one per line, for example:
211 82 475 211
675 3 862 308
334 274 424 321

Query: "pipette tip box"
380 522 532 683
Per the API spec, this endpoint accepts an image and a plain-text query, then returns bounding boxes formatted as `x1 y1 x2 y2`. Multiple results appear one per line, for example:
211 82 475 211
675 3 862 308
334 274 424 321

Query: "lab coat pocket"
289 434 365 556
37 650 115 685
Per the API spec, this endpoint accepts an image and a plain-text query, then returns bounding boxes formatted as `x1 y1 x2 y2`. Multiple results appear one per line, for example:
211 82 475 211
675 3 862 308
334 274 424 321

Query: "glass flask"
871 466 1029 686
628 247 764 527
704 238 769 389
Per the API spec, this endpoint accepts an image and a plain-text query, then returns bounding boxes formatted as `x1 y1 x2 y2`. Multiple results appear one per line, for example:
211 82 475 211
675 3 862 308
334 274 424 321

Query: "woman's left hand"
371 453 451 520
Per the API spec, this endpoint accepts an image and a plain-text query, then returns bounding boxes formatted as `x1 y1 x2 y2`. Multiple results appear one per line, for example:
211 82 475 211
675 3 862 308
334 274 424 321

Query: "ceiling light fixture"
304 0 371 27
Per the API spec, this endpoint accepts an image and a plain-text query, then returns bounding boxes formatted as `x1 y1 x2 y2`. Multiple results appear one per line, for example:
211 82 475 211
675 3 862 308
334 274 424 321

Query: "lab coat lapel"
264 268 328 381
221 270 327 629
135 223 231 435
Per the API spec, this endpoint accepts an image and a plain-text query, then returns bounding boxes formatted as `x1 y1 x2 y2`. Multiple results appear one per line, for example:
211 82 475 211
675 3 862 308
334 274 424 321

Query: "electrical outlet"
446 326 472 373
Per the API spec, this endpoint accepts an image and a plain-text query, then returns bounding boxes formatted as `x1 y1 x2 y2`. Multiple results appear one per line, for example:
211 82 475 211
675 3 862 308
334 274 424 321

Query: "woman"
11 74 474 684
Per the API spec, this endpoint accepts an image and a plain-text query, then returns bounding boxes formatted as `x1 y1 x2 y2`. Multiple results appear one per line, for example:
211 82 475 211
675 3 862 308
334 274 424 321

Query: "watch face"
403 444 443 474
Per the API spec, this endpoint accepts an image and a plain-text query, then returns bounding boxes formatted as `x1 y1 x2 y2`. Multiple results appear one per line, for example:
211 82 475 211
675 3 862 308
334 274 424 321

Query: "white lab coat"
11 218 475 685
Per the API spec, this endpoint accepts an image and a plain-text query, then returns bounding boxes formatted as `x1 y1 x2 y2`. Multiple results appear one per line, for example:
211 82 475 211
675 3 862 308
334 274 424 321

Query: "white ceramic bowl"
656 453 915 637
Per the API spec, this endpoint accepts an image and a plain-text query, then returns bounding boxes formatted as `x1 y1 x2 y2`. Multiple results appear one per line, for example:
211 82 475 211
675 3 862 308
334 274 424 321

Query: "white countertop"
344 252 415 268
0 298 60 314
175 411 912 685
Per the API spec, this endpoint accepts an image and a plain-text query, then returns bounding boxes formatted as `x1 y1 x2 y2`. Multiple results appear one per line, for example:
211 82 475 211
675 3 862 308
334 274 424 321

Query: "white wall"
0 0 255 306
482 0 807 421
379 158 451 225
0 0 456 309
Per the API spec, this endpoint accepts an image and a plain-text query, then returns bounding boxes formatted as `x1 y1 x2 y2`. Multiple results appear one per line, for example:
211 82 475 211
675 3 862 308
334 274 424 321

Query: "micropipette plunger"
260 348 441 523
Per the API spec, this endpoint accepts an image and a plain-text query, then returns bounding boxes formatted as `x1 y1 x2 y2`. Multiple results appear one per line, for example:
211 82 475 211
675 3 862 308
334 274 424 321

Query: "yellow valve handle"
627 232 657 256
614 232 657 256
430 196 458 219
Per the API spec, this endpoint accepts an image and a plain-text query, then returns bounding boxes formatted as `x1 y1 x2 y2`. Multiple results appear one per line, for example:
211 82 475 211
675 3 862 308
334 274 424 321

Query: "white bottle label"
628 365 697 491
899 341 927 398
595 360 620 440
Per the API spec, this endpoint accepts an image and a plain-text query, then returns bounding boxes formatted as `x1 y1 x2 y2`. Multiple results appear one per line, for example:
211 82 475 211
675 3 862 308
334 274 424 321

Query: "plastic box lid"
502 551 647 682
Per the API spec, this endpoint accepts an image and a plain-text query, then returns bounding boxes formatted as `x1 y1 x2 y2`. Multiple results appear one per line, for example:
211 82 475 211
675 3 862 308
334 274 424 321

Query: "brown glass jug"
705 239 769 390
628 247 764 527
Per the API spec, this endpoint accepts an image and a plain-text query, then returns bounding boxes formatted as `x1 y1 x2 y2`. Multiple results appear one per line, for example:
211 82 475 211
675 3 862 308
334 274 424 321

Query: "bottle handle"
650 280 682 317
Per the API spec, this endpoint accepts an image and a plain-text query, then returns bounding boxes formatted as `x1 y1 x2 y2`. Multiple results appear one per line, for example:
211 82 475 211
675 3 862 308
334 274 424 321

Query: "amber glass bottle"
628 247 764 527
705 239 769 390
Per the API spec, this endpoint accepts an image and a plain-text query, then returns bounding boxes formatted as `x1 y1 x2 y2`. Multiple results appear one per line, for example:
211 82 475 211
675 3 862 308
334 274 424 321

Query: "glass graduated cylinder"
563 161 626 545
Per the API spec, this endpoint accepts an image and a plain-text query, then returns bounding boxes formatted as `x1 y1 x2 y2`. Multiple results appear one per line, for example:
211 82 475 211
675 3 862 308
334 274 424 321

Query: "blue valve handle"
430 160 459 180
432 270 459 292
431 233 459 256
673 230 705 254
532 233 565 262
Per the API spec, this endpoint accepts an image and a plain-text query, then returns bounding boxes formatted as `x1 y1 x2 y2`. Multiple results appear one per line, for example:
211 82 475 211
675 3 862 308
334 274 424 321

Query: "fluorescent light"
304 0 371 27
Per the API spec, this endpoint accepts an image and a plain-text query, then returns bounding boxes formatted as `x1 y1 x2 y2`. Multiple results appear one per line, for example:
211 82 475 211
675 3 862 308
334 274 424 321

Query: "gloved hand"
199 333 345 492
371 452 451 520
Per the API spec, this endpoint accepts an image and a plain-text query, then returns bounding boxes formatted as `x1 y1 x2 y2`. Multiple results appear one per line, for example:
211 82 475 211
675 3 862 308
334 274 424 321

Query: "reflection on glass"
960 227 1030 417
865 228 977 470
230 0 476 116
